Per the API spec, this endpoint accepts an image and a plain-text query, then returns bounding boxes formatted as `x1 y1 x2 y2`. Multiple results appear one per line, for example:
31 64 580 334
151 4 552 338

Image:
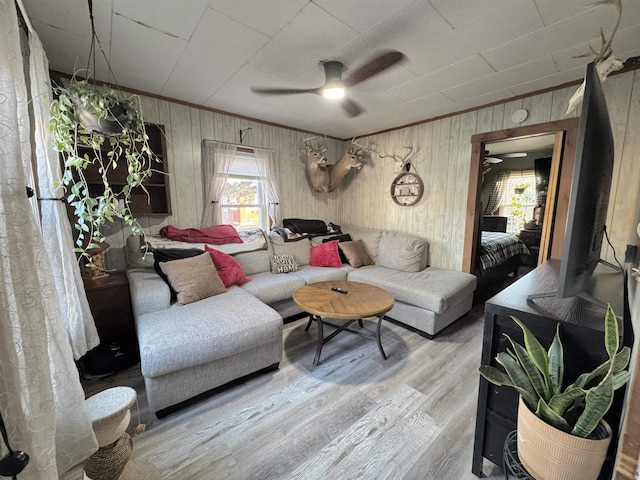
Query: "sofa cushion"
288 265 349 284
339 240 374 268
310 240 342 268
136 287 282 378
378 230 427 272
269 232 311 266
159 253 226 305
347 266 476 314
241 271 305 305
153 248 203 291
342 225 383 262
205 246 250 287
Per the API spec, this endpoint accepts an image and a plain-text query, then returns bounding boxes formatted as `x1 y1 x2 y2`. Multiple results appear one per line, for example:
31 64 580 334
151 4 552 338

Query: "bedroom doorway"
462 118 580 275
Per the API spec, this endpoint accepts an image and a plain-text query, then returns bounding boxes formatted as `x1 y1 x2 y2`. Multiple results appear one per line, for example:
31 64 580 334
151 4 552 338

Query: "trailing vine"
50 79 161 266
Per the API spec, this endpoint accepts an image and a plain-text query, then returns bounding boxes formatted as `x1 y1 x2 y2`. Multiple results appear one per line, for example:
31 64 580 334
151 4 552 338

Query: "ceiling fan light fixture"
322 85 345 99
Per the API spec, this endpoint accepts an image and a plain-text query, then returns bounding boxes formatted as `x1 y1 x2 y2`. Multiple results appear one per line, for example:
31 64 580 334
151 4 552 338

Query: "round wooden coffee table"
293 280 394 365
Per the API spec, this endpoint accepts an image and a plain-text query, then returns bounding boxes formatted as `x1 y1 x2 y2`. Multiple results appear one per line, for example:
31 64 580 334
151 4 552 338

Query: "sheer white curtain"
0 2 98 478
254 147 281 228
29 32 99 360
200 140 237 227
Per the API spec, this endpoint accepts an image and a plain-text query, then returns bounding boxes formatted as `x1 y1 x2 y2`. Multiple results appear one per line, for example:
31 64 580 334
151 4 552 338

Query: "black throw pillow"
322 234 352 263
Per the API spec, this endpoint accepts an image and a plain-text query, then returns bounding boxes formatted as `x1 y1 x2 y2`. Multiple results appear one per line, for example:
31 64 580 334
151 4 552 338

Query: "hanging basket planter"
50 79 162 266
517 396 611 480
74 97 129 137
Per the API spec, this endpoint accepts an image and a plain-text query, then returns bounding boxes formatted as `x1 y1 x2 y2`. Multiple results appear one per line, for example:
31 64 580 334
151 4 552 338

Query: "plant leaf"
511 316 550 378
505 334 550 401
548 387 586 418
479 365 514 387
548 323 564 396
572 373 614 438
604 304 619 360
536 398 572 433
496 351 538 405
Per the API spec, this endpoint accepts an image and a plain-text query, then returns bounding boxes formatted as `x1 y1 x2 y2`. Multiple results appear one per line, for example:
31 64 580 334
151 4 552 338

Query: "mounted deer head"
566 0 623 115
302 136 330 192
378 143 420 175
327 138 369 192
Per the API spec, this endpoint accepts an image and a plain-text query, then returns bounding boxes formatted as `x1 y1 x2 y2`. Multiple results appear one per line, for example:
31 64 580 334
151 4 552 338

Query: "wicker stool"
84 387 137 480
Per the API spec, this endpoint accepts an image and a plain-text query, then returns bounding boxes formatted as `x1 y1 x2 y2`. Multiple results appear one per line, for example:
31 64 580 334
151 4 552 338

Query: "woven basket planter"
516 396 611 480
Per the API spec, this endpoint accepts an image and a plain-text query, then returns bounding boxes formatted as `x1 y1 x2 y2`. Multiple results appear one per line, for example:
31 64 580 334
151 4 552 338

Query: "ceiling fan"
250 50 406 117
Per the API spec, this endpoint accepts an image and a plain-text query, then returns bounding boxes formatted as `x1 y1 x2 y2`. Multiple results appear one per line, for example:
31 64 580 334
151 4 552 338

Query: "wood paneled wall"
105 69 640 273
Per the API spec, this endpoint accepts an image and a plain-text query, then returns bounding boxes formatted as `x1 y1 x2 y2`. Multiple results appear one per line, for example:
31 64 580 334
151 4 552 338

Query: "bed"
476 231 531 288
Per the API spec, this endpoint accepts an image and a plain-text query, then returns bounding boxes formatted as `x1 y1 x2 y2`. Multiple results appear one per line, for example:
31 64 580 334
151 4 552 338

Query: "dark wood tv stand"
472 259 630 479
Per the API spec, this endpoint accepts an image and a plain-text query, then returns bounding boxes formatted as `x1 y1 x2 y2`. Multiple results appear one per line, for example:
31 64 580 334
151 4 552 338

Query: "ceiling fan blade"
341 97 363 117
251 86 321 96
343 50 406 87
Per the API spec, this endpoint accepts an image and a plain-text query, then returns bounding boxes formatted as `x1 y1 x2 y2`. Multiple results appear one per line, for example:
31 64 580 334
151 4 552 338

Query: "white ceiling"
20 0 640 139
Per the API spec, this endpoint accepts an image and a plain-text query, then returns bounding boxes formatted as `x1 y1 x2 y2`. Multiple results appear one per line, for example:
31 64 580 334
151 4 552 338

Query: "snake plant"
479 304 630 438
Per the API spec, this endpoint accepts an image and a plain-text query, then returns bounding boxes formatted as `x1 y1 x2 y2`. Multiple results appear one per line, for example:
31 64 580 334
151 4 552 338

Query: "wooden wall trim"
462 118 579 274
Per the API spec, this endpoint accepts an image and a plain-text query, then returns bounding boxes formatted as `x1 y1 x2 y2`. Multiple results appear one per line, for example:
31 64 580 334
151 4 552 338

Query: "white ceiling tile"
482 3 637 71
314 0 414 33
112 0 208 40
390 56 495 101
109 14 187 93
329 0 452 63
248 3 358 79
433 88 517 116
406 0 544 76
162 9 269 103
22 0 111 40
534 0 611 26
204 64 282 112
30 19 112 80
442 56 558 101
429 0 513 28
509 66 585 95
208 0 307 37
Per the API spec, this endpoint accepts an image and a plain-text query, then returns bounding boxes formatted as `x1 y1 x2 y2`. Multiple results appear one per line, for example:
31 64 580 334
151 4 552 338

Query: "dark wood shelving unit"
76 123 171 217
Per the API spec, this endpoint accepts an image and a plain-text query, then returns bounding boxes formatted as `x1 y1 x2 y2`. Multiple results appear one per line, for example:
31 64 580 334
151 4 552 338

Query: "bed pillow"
309 240 342 268
339 240 374 268
158 253 226 305
271 254 299 273
204 246 250 287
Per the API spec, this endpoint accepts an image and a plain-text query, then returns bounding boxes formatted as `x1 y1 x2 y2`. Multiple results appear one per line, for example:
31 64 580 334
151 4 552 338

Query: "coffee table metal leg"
304 314 313 332
313 315 324 366
376 314 387 360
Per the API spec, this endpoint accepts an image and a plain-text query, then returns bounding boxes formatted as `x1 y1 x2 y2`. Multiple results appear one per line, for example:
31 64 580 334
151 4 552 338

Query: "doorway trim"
462 118 580 274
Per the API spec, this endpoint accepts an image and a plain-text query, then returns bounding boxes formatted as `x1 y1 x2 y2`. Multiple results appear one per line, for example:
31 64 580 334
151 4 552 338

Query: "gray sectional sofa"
125 225 477 416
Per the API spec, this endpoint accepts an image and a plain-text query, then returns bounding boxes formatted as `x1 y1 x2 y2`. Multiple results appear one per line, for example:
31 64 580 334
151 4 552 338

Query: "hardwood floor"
68 287 518 479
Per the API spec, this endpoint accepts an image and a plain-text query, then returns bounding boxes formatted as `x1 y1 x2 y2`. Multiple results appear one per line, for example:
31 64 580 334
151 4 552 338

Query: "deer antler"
566 0 623 115
587 0 622 64
379 144 419 175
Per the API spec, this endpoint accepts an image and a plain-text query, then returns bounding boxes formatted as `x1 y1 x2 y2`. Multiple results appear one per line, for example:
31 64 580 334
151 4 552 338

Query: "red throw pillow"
205 246 251 287
309 240 342 268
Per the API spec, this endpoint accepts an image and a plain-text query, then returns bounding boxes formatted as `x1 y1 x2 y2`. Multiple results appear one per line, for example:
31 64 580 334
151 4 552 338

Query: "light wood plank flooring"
68 289 516 479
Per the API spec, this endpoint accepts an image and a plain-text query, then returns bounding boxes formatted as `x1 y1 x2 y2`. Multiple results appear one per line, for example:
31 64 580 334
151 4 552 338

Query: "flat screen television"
551 62 616 300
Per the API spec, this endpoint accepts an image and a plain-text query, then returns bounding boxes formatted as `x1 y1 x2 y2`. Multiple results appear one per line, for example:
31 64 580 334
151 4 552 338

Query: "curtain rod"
202 139 273 153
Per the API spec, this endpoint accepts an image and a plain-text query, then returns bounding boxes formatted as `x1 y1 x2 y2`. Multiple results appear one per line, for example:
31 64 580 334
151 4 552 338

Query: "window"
498 170 537 234
220 151 267 229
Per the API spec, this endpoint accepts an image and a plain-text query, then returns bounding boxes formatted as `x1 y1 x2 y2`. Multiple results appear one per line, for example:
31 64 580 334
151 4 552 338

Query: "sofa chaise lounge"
125 224 477 416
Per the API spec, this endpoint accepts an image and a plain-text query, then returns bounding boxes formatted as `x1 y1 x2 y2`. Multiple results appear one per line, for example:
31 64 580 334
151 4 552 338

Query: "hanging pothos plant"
50 78 161 266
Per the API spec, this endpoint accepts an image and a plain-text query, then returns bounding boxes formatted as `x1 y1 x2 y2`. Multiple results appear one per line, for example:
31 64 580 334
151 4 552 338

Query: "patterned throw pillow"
271 254 299 273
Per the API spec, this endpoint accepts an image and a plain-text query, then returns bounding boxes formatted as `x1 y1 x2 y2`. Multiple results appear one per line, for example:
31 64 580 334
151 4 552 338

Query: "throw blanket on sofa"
274 219 342 242
160 224 243 244
147 228 267 255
